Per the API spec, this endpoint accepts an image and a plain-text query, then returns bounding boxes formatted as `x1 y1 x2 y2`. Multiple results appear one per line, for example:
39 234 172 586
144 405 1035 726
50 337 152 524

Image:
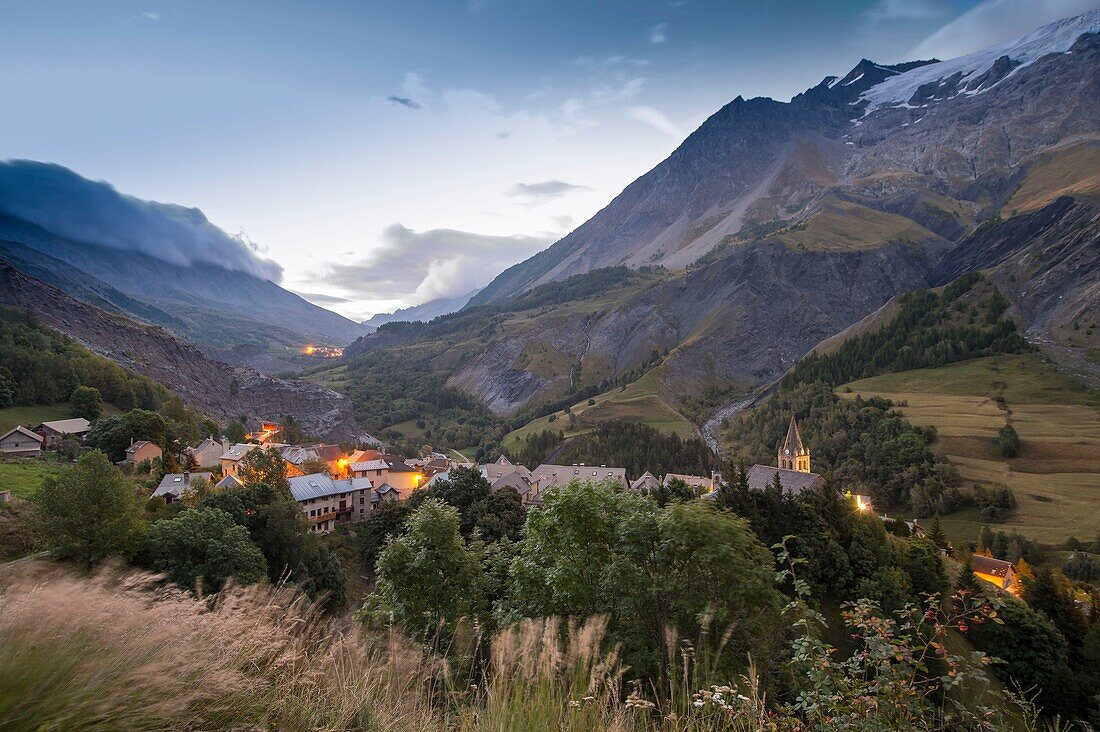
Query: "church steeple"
777 414 811 473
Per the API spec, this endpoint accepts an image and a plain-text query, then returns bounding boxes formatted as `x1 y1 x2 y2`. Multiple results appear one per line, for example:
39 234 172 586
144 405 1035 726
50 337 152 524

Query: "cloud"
312 224 551 303
506 180 591 203
0 160 283 281
863 0 947 23
649 23 668 44
626 106 682 139
293 291 351 305
386 95 421 109
136 11 160 21
910 0 1100 59
495 130 511 140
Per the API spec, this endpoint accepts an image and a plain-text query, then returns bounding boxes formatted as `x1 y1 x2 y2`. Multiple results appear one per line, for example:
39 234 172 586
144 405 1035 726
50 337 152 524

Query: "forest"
0 306 171 412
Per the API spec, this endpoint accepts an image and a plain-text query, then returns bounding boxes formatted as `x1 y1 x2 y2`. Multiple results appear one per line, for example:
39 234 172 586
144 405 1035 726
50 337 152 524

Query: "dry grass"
0 561 437 731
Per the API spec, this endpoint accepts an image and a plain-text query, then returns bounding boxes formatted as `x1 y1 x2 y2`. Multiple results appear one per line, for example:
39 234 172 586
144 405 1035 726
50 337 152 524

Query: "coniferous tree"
929 514 950 555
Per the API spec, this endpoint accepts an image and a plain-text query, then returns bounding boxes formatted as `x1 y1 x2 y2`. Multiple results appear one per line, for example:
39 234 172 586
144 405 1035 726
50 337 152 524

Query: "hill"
842 354 1100 545
0 263 369 443
0 162 368 372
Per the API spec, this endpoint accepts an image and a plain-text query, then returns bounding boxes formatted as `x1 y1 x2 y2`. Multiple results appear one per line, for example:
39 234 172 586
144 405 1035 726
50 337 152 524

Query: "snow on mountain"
860 9 1100 112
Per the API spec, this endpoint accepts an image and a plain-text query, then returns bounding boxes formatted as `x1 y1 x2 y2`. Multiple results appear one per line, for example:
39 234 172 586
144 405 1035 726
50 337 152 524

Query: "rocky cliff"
0 263 372 443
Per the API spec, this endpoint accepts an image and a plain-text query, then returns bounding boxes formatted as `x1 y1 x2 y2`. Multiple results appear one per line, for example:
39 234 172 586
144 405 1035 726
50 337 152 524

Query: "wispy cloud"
910 0 1100 59
627 106 681 139
506 180 591 203
386 95 421 109
649 22 668 44
136 11 160 21
863 0 947 23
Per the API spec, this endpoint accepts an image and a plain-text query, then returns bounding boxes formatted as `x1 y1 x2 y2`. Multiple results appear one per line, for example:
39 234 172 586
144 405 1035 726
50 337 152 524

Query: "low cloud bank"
0 160 283 281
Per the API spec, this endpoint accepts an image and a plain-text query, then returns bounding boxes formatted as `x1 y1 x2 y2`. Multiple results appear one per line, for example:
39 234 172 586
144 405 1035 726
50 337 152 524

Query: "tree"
0 367 14 408
224 420 247 444
510 481 782 680
69 386 103 421
648 476 695 507
83 409 169 462
376 499 484 639
237 447 290 494
998 423 1020 458
359 499 414 569
468 486 525 543
928 513 950 554
33 451 144 567
146 508 266 594
200 481 345 606
299 457 331 476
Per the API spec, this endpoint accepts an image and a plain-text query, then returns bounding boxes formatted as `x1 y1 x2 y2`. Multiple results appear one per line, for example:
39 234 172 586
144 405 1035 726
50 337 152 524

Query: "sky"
1 0 1097 321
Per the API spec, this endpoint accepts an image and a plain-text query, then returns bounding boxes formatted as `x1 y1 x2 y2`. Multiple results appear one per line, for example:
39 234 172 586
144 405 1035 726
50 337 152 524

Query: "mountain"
473 10 1100 306
0 163 368 371
0 262 372 444
362 289 480 329
338 12 1100 439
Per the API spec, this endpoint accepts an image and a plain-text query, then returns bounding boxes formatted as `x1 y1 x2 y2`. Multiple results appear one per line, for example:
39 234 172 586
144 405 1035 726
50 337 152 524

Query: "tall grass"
0 561 1051 731
0 561 435 730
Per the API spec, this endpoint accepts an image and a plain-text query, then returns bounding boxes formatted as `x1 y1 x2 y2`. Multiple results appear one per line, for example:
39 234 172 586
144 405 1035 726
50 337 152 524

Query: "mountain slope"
362 289 480 329
0 263 370 443
473 12 1100 307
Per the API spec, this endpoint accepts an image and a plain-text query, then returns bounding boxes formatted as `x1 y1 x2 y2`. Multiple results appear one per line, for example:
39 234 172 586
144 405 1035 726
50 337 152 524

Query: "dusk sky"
3 0 1097 320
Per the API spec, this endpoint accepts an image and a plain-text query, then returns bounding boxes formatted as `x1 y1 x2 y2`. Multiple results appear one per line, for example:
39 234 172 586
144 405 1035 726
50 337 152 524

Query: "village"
0 412 1023 595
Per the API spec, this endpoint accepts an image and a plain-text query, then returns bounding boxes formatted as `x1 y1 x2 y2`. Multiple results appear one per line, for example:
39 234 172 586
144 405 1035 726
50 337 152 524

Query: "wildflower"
693 699 705 708
568 700 580 709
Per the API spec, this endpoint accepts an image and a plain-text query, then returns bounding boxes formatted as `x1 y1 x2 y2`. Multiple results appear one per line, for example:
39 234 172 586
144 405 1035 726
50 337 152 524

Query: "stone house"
34 418 90 447
0 426 44 457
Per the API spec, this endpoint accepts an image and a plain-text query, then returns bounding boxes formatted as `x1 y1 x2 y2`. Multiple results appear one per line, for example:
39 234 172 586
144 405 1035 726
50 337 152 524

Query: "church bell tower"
778 414 811 473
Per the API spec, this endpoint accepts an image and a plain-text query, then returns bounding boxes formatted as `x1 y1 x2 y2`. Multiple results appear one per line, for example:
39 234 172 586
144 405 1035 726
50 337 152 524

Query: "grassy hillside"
0 404 72 436
776 198 941 252
0 459 66 499
501 368 697 454
842 354 1100 545
1005 142 1100 215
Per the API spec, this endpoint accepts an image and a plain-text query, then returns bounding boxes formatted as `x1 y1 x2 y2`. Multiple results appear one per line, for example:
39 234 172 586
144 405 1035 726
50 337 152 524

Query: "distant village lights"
302 344 343 358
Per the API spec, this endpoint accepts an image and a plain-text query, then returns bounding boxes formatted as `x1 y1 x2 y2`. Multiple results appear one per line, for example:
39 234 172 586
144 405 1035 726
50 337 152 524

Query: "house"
479 454 531 482
629 471 662 492
220 443 265 477
186 438 223 468
743 465 825 496
971 555 1018 593
281 446 324 477
125 439 163 465
153 471 214 503
349 455 423 493
288 472 375 532
215 473 243 490
371 482 402 506
0 426 44 457
34 417 90 447
531 463 629 490
662 473 714 494
849 493 874 512
489 471 542 505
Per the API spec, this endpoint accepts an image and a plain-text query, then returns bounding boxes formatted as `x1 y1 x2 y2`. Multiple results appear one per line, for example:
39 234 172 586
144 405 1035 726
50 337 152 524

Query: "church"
744 414 825 496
